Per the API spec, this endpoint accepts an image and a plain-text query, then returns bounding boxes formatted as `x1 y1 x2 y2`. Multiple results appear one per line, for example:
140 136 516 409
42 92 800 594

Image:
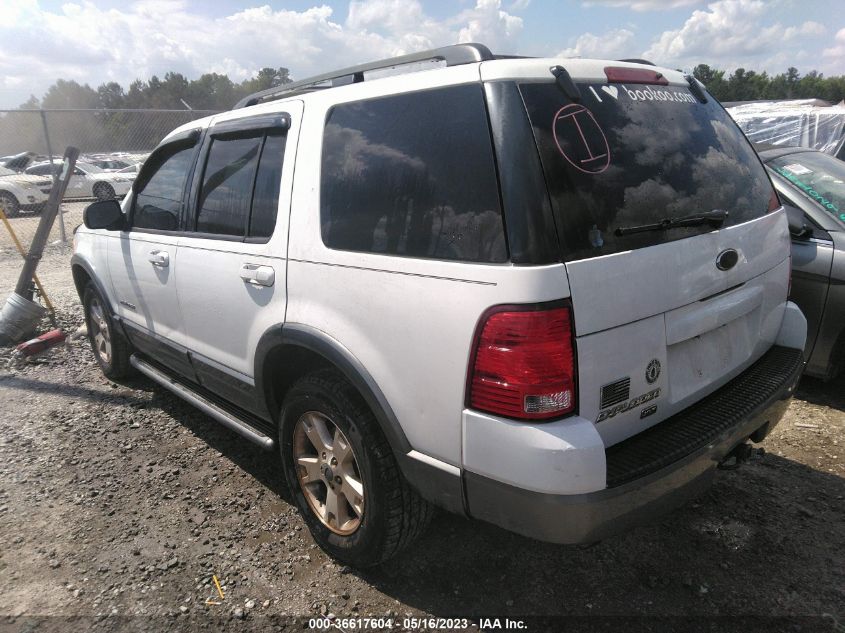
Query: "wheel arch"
255 323 412 456
0 189 20 204
255 323 466 515
70 254 114 313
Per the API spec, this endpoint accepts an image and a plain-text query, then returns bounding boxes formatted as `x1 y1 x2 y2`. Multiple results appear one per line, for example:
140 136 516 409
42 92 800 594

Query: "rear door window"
249 132 286 239
196 135 262 237
519 82 775 261
320 84 507 263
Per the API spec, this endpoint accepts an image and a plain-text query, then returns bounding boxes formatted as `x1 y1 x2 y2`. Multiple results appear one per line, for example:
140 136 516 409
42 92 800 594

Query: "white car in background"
116 163 141 178
0 165 51 217
26 161 133 201
85 157 132 172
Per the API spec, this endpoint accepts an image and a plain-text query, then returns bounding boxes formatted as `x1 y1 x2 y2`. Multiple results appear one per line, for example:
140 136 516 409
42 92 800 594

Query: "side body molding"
254 322 466 514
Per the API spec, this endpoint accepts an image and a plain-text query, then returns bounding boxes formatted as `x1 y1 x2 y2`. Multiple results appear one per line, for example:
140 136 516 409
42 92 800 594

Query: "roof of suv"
160 43 688 145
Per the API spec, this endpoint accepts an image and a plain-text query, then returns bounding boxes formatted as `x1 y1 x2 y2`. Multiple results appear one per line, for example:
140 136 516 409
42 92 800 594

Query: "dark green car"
762 147 845 381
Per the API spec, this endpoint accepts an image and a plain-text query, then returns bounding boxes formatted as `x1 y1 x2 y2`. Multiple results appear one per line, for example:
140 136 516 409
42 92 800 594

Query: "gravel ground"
0 248 843 633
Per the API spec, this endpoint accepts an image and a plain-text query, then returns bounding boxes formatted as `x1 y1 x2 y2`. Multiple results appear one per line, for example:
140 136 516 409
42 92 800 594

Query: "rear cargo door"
517 71 790 446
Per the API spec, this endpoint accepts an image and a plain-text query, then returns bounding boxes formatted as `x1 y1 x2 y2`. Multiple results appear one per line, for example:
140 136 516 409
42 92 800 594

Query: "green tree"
97 82 125 109
41 79 99 109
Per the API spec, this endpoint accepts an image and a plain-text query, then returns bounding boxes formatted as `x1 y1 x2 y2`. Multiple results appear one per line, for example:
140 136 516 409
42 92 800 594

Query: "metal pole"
0 208 55 317
39 109 67 245
14 147 79 298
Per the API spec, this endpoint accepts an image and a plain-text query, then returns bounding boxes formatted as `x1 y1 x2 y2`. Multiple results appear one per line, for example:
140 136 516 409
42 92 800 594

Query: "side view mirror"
83 199 124 231
783 205 812 240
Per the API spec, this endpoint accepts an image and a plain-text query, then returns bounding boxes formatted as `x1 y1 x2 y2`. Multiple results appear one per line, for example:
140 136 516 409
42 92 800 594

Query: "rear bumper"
464 345 805 544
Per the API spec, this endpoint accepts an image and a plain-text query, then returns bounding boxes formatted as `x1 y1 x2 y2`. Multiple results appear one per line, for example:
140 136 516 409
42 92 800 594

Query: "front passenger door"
107 133 201 379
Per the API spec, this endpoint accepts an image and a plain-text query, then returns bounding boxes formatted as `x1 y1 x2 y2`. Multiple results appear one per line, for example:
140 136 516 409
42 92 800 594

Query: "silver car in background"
761 147 845 381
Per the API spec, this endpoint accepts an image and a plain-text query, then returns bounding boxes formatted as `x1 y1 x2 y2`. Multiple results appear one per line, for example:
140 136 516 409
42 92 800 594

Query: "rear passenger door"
175 105 300 415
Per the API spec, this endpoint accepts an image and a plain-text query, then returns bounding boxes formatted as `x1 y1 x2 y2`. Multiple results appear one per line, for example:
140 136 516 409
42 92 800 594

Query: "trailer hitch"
718 443 765 470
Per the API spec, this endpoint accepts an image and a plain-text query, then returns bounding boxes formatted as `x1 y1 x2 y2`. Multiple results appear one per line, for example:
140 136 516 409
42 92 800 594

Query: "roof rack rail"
617 58 656 66
234 43 495 109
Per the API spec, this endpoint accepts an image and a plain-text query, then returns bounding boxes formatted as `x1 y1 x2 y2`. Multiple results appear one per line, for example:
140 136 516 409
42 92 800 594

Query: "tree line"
692 65 845 104
10 63 845 113
18 67 292 112
0 68 292 157
2 63 843 158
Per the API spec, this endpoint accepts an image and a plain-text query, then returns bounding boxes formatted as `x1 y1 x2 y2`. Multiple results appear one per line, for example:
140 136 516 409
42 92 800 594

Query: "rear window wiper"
614 210 729 236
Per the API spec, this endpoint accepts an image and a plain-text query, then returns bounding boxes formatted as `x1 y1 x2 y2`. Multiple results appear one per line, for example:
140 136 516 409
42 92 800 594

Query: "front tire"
0 191 20 218
280 369 432 567
83 283 131 379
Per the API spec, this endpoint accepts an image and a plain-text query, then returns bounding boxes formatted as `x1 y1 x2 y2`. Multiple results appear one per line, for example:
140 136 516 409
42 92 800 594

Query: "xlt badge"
596 388 661 423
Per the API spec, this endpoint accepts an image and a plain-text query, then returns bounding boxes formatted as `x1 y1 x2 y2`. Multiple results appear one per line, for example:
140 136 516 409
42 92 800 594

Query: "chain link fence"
0 108 219 257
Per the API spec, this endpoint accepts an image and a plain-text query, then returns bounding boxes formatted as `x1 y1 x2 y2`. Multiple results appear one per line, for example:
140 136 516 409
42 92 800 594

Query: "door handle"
239 263 275 287
148 250 169 267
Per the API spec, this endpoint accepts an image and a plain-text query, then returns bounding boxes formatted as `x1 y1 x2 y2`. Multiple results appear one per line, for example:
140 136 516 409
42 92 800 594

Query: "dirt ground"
0 246 843 633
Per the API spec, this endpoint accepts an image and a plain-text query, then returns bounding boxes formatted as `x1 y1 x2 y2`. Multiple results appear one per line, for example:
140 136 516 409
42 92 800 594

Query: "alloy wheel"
88 297 112 365
293 411 364 535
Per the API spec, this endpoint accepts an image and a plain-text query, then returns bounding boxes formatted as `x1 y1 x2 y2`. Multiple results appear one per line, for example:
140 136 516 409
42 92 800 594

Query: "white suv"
72 44 808 566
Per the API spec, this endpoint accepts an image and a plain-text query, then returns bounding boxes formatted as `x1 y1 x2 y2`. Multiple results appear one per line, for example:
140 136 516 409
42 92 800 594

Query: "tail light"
469 304 576 421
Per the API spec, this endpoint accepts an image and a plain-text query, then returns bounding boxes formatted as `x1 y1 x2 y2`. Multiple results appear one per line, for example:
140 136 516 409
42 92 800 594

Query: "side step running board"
130 355 275 451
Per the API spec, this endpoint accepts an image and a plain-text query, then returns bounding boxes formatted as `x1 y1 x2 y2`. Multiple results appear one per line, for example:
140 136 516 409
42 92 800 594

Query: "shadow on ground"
796 372 845 411
95 372 845 620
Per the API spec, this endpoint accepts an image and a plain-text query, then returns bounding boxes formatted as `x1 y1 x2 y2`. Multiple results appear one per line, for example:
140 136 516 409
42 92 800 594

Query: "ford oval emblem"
716 249 739 271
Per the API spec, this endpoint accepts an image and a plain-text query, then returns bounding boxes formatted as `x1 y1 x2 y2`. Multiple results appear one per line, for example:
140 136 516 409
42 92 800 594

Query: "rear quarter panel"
285 69 572 466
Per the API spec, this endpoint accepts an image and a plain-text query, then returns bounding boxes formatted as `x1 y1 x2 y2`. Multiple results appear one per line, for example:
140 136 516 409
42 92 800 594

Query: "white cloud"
822 27 845 76
0 0 523 107
643 0 827 71
583 0 702 11
456 0 523 52
558 28 636 59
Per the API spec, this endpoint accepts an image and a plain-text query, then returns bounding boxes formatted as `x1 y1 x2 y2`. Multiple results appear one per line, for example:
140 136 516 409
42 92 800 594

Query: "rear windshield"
519 82 775 261
767 152 845 228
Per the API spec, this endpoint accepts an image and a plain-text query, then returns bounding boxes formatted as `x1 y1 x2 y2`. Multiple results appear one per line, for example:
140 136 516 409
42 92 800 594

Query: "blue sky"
1 0 843 108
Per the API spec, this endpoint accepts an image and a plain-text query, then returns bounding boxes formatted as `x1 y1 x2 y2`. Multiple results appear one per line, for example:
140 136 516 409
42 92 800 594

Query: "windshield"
767 152 845 228
519 82 775 260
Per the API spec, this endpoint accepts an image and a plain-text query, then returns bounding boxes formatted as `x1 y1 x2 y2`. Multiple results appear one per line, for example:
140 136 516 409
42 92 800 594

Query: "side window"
249 132 286 239
133 145 196 231
196 135 261 237
320 85 507 263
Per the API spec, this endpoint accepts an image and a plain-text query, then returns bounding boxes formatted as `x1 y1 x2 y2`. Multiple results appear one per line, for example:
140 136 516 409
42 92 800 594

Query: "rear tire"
280 369 432 567
93 183 115 201
0 191 20 218
83 282 131 379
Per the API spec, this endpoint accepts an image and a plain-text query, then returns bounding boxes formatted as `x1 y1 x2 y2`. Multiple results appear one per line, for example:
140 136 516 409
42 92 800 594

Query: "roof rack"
617 58 656 66
234 43 495 109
